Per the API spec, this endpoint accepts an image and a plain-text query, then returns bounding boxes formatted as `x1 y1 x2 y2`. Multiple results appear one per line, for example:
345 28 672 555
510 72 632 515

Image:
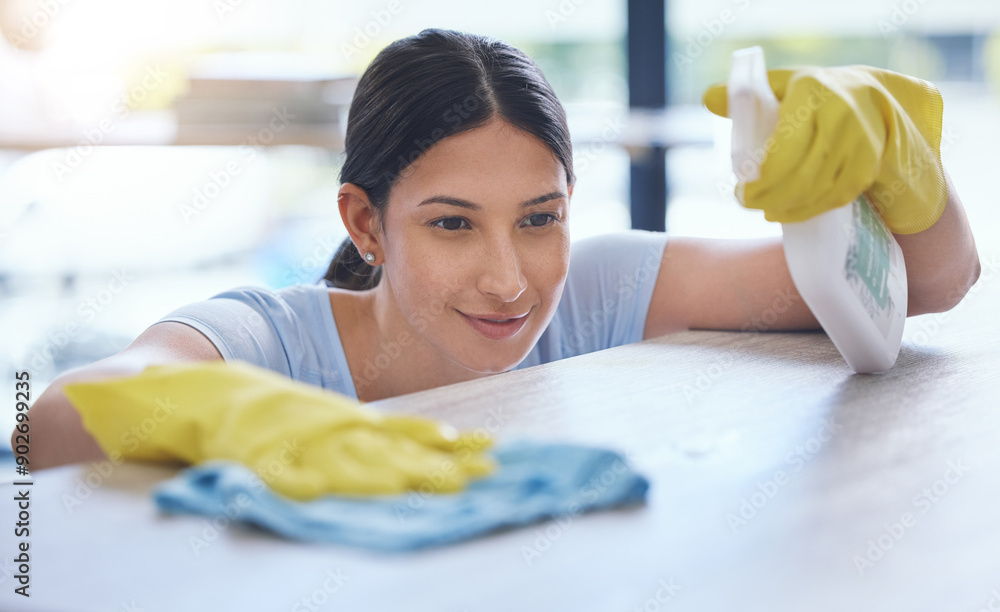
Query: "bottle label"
843 194 895 340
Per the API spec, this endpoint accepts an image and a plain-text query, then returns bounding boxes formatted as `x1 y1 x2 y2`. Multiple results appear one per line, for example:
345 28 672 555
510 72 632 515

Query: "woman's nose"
476 236 527 303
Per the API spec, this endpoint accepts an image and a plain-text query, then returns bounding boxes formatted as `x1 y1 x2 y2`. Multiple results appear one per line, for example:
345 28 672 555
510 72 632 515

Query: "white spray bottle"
727 46 907 373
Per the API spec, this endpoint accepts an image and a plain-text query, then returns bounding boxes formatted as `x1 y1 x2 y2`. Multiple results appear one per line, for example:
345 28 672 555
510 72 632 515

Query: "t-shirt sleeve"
150 286 295 378
520 230 669 368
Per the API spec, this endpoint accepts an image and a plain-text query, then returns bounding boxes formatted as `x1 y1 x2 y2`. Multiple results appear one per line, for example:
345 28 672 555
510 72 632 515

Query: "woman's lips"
458 309 530 340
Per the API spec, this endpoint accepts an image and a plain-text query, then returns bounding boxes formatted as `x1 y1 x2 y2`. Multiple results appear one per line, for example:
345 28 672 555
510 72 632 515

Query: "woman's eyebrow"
416 191 566 211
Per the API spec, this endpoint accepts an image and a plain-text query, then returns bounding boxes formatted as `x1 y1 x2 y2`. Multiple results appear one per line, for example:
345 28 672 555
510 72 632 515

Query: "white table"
3 256 1000 611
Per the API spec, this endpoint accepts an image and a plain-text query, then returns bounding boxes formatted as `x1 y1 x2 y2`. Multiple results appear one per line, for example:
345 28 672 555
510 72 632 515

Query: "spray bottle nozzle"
728 46 780 183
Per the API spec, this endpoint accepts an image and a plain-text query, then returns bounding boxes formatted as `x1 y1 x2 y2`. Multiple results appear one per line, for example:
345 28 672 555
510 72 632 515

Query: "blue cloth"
152 439 649 552
152 230 669 400
1 444 15 474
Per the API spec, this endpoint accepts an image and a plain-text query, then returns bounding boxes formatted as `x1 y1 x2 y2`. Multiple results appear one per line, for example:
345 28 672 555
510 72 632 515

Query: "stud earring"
363 252 376 264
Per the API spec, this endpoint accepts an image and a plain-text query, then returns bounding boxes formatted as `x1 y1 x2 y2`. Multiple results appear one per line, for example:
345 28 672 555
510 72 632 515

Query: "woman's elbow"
911 252 982 315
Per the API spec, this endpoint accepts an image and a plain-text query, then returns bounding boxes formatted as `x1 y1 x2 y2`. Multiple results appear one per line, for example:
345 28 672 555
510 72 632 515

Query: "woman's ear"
338 183 382 262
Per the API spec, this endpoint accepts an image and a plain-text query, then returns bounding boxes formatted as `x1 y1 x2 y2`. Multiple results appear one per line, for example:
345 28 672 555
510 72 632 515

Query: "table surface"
2 253 999 612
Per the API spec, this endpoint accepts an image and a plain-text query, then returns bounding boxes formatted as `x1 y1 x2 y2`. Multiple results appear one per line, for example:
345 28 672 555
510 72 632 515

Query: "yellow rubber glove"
62 360 495 501
703 65 946 234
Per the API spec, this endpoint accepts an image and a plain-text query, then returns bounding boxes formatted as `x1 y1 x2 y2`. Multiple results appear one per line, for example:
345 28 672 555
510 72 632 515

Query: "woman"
22 28 980 469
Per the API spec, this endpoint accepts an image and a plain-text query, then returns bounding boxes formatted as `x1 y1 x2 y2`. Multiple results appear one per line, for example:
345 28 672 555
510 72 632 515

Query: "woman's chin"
467 356 525 375
452 345 531 375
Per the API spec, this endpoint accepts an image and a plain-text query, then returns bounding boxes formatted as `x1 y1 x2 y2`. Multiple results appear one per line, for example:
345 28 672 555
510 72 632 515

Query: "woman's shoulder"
156 282 335 338
569 229 668 257
155 282 353 393
564 230 669 284
210 281 330 310
517 231 670 367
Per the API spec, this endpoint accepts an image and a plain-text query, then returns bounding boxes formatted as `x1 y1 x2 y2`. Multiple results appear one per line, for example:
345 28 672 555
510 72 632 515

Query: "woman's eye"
523 213 556 228
432 217 470 231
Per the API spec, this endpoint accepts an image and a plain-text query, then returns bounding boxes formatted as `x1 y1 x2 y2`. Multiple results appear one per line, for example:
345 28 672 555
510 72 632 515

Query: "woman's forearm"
15 380 109 470
14 322 225 470
11 359 149 471
893 168 981 316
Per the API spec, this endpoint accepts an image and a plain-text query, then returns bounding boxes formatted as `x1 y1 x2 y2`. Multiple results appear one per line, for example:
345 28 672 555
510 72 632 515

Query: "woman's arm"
894 169 980 315
643 168 980 339
12 322 223 470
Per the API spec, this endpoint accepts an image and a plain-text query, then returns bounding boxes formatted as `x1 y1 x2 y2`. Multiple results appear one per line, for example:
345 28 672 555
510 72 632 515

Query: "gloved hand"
62 360 495 501
703 65 947 234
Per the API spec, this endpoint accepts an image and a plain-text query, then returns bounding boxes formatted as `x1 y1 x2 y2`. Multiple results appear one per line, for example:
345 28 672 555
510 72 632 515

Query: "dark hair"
320 28 575 290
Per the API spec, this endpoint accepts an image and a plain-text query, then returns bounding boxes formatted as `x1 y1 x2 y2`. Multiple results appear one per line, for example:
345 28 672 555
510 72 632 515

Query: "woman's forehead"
391 120 567 207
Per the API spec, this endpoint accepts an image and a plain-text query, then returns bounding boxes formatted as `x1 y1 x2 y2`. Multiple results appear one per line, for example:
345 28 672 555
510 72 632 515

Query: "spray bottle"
727 46 907 373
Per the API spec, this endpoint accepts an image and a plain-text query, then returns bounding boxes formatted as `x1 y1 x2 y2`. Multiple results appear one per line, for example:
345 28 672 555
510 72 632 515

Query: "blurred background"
1 0 998 432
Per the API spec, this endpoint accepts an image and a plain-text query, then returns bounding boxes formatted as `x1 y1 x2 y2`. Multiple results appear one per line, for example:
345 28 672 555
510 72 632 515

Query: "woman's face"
379 118 572 374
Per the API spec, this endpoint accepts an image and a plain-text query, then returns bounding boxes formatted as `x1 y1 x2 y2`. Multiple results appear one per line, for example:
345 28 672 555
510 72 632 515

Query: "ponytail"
320 237 382 290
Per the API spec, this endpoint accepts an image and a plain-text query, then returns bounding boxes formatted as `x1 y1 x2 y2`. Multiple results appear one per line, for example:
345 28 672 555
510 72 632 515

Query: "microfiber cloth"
0 444 14 466
152 438 649 552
